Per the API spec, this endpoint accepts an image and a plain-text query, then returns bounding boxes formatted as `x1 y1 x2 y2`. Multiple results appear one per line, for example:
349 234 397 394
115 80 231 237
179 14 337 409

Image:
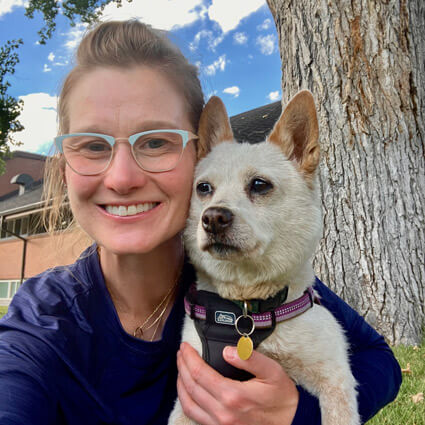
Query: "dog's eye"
196 182 213 196
250 178 273 195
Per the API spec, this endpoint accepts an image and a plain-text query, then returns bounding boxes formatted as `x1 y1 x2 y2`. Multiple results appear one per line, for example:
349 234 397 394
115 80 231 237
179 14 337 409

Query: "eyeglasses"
54 129 199 176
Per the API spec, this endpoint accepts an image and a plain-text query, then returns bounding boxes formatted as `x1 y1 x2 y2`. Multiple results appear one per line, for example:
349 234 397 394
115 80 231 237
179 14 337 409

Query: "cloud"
99 0 204 30
204 54 227 76
257 18 272 31
208 0 266 33
190 30 224 52
223 86 240 98
43 64 52 72
0 0 26 17
233 32 248 45
256 34 276 55
63 22 88 51
268 91 280 101
14 93 58 153
47 52 55 62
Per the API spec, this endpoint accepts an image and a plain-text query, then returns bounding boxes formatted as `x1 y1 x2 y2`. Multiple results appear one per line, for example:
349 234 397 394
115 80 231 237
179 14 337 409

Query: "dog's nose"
202 207 234 234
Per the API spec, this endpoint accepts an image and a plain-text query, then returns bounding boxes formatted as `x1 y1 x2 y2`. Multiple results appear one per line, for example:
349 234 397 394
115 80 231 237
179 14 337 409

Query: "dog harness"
184 285 317 381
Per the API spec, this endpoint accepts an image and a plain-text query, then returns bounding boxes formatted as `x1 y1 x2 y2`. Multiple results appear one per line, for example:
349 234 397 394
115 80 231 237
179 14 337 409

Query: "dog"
168 91 360 425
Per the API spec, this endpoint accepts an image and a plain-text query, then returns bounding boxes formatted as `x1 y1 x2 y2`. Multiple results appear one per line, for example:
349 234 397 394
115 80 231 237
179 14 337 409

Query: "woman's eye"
86 141 110 152
146 138 167 149
250 178 273 195
196 182 213 196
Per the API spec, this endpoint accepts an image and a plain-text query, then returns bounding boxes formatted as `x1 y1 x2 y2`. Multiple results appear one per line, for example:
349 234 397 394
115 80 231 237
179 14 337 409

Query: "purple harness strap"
184 286 317 328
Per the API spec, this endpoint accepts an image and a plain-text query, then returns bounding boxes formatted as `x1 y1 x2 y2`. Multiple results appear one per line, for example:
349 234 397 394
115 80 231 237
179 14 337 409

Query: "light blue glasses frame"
54 129 198 175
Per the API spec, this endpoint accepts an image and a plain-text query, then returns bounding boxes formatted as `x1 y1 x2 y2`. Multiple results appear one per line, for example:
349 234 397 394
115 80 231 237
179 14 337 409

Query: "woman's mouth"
102 202 159 217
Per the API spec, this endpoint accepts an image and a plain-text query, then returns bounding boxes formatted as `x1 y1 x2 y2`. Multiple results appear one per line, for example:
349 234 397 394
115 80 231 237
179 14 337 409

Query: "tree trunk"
267 0 424 345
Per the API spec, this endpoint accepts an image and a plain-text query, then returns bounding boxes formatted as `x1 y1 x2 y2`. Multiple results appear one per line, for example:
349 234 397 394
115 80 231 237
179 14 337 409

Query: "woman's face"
64 66 197 255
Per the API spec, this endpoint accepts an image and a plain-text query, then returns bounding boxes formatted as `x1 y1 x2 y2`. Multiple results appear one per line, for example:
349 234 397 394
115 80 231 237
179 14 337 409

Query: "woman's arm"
0 330 58 425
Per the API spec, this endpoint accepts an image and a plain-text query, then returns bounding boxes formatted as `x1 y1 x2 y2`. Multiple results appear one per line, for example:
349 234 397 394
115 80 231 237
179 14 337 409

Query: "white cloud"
268 91 280 101
257 18 272 31
63 22 88 51
256 34 276 55
223 86 240 98
190 30 224 52
208 0 265 33
43 64 52 73
233 32 248 45
99 0 204 30
47 52 55 62
204 54 227 76
14 93 58 153
0 0 26 17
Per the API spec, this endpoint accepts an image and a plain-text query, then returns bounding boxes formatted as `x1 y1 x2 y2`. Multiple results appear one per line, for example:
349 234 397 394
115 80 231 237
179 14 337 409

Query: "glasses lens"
133 131 184 172
62 135 112 175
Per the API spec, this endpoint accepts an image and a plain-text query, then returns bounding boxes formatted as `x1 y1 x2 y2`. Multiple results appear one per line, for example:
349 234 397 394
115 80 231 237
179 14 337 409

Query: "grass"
367 341 425 424
0 306 7 318
0 305 423 422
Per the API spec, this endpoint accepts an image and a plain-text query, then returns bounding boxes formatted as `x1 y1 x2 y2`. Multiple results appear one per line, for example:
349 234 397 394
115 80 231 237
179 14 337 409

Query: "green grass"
0 306 7 318
367 341 425 424
0 304 423 422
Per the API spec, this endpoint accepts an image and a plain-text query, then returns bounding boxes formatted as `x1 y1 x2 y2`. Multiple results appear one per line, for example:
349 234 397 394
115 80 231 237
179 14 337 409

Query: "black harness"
185 285 289 381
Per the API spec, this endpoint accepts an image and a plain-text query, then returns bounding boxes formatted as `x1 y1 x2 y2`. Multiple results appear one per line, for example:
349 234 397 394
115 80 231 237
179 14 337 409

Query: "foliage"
0 39 24 174
25 0 132 45
367 341 425 424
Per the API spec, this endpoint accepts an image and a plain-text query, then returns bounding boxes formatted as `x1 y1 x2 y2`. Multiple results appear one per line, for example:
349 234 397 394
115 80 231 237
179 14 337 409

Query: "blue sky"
0 0 282 155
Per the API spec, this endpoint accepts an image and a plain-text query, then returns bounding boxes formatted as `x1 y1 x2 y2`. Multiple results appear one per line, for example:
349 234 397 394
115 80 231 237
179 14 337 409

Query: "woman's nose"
102 142 148 194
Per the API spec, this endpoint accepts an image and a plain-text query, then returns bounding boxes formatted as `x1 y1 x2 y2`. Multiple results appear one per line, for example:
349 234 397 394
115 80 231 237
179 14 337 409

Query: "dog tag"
237 335 253 360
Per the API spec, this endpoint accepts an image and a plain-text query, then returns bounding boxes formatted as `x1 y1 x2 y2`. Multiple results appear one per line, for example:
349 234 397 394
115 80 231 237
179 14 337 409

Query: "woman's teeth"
105 203 157 216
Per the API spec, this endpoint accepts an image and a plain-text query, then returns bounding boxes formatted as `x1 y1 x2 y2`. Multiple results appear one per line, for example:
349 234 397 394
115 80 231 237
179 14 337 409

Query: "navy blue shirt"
0 246 401 424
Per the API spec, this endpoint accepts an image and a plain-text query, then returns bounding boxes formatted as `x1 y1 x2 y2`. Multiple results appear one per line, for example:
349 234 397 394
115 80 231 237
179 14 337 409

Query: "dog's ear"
197 96 234 160
268 90 319 181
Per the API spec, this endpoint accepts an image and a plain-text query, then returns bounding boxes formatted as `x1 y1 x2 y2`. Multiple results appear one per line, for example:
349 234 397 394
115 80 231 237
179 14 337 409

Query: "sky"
0 0 283 155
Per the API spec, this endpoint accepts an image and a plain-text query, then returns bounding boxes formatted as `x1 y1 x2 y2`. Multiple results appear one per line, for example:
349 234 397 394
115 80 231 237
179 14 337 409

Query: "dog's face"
185 92 322 290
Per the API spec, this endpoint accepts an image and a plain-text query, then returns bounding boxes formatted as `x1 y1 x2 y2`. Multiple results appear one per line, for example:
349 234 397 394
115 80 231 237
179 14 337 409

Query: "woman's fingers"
176 372 216 425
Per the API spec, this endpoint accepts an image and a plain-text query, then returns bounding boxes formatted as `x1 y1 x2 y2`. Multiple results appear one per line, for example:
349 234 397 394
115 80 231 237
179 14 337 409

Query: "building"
0 101 282 305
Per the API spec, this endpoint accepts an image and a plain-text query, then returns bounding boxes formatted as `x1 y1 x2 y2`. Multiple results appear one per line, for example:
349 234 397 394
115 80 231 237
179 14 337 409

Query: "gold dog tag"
237 335 253 360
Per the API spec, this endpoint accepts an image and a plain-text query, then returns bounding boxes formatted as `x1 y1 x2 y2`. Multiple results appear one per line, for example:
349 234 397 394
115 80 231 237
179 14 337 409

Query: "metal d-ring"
235 301 255 336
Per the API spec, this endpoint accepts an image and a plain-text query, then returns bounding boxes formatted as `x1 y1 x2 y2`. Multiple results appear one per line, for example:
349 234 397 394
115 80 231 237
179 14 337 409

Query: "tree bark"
267 0 424 345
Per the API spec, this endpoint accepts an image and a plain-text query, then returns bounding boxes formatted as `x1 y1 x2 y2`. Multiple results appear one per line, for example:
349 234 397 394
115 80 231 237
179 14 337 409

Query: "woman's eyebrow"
70 121 182 134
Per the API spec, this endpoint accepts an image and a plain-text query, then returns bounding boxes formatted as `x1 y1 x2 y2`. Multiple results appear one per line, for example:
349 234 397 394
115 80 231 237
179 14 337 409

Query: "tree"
267 0 424 345
0 0 131 173
0 39 24 174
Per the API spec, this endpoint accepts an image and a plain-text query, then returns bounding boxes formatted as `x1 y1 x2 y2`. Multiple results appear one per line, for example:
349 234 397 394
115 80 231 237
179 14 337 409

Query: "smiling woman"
0 20 205 425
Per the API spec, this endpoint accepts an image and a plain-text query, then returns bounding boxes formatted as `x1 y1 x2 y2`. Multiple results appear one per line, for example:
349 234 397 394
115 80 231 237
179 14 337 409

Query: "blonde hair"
43 20 204 236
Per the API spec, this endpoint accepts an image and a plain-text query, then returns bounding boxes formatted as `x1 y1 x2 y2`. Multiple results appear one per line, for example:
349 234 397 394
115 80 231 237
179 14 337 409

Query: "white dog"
168 91 360 425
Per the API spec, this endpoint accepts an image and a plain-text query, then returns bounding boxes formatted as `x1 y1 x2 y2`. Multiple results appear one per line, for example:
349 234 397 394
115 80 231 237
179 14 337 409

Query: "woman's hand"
176 342 299 425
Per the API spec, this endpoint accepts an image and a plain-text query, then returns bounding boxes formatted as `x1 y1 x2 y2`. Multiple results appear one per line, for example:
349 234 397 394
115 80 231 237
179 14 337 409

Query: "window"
0 206 73 240
0 280 21 299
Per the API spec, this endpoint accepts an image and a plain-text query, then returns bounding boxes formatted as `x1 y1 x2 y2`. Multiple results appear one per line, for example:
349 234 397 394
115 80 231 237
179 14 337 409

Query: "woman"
0 20 400 425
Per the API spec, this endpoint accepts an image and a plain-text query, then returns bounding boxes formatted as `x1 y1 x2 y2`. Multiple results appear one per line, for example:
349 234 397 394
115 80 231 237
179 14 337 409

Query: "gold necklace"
133 278 178 341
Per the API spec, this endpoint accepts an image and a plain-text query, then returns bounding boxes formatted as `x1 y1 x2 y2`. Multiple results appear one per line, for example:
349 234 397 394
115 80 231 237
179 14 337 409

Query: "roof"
8 151 47 162
230 101 282 143
0 101 283 216
0 181 44 216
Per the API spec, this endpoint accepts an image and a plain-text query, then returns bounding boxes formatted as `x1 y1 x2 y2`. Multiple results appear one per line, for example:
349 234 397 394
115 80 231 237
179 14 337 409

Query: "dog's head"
185 91 322 295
